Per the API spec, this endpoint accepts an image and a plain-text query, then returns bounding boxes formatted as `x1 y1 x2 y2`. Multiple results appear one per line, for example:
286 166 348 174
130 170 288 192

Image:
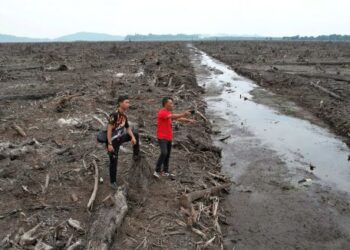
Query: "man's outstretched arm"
168 111 191 120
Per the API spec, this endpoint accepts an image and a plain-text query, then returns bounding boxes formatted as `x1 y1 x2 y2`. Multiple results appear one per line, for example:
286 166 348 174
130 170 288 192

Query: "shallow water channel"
190 46 350 194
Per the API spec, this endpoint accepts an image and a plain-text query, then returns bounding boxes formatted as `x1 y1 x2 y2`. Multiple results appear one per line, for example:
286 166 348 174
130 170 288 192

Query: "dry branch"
87 160 99 211
179 183 231 209
11 124 27 137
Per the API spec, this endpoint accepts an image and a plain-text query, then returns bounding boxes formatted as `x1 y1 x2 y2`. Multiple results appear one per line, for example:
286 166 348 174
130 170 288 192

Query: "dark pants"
108 131 139 184
156 139 172 173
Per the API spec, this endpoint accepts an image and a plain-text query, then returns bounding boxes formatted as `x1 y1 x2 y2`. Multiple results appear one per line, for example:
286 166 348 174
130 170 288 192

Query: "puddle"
190 47 350 193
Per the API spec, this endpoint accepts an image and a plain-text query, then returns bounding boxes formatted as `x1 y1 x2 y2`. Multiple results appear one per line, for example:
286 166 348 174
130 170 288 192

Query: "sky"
0 0 349 38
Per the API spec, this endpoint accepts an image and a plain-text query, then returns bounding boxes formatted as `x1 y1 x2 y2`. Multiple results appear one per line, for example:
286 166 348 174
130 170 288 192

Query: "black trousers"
108 131 139 184
156 139 172 173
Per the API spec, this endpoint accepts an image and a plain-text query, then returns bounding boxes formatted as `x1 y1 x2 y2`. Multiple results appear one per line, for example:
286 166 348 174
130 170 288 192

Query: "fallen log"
310 81 343 100
87 160 99 211
87 187 128 250
187 134 222 157
0 92 57 101
179 183 231 209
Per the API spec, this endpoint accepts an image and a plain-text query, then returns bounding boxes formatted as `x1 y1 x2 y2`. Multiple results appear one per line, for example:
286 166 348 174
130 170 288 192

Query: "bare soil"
0 42 229 249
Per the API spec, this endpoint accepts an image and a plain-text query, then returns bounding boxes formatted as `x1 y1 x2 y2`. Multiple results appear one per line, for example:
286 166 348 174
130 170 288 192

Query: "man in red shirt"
154 97 195 178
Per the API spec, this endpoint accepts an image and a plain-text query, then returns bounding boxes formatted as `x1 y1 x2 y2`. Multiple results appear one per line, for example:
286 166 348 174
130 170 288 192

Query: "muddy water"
190 47 350 194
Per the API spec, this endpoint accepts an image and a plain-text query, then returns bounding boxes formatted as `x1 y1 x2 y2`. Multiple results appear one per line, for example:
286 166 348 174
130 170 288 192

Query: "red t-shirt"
156 108 172 141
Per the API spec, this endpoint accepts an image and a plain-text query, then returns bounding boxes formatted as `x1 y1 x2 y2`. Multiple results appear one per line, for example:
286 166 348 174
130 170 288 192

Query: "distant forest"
125 34 350 41
282 34 350 41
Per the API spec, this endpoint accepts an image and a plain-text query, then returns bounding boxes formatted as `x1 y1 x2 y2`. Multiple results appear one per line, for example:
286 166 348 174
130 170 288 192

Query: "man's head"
162 97 174 111
118 95 130 111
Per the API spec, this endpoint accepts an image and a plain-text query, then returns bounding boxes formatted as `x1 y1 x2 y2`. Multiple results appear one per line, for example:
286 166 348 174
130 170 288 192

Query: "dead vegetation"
0 42 231 249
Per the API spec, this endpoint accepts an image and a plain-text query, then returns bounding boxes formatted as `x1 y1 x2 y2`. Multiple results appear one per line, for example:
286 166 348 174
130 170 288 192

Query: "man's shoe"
110 182 118 190
153 171 161 179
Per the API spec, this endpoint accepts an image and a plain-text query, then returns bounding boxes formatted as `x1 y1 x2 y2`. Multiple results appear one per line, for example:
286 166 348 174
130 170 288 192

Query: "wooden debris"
179 183 231 209
310 81 343 100
87 160 99 211
88 187 128 250
67 218 84 233
191 227 206 239
208 172 229 182
19 222 42 246
196 110 208 122
92 115 106 127
71 193 78 202
34 241 53 250
187 134 222 157
96 108 110 119
203 236 216 248
11 123 27 137
66 240 83 250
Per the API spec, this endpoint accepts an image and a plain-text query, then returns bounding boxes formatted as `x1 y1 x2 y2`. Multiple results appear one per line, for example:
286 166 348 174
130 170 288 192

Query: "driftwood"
87 160 99 211
179 183 231 209
19 222 42 246
55 94 81 112
66 240 83 250
208 172 229 182
297 72 350 84
92 115 106 127
187 134 222 157
196 110 208 122
87 187 128 250
310 81 343 100
34 241 53 250
67 218 84 233
96 108 110 120
11 124 27 137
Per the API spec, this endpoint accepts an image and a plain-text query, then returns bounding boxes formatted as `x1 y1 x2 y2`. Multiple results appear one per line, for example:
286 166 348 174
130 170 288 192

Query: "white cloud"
0 0 349 38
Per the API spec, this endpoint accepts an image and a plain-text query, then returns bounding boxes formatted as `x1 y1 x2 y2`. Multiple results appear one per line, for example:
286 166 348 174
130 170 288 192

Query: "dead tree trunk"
187 134 222 157
87 187 128 250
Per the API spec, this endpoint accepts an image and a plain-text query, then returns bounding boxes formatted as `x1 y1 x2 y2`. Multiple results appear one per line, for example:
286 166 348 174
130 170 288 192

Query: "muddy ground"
196 41 350 146
0 42 230 249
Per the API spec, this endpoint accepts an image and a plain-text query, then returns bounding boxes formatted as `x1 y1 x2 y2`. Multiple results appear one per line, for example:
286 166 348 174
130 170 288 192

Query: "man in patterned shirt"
107 95 139 189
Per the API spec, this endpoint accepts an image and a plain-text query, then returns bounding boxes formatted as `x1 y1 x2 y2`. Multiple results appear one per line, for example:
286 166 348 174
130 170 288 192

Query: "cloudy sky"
1 0 349 38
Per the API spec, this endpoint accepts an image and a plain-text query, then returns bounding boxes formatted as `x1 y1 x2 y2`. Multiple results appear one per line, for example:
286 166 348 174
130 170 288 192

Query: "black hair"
117 95 129 104
162 97 173 107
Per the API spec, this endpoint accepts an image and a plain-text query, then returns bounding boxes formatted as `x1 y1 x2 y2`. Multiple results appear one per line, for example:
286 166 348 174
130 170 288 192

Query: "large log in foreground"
87 187 128 250
87 156 153 250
